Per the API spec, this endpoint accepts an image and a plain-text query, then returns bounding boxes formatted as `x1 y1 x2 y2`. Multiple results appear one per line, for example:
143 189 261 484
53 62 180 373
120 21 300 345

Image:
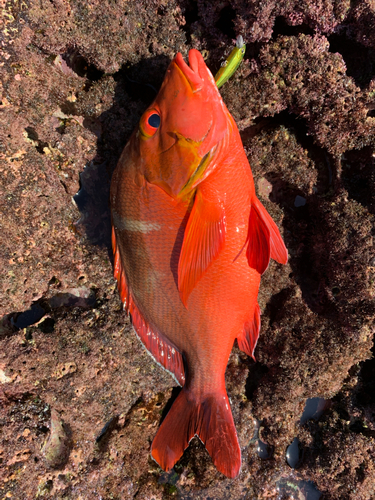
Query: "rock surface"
1 0 374 498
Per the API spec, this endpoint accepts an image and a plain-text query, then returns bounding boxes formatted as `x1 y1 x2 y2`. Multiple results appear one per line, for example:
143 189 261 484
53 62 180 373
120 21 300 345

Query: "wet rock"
276 475 322 500
300 397 331 425
294 195 306 207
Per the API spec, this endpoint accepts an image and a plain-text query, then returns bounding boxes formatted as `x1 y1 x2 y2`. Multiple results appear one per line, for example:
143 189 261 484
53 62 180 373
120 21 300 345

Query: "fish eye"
140 109 161 138
148 113 160 128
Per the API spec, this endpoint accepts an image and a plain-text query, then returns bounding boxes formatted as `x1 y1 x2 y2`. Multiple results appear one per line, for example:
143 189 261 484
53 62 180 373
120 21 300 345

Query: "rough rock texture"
1 0 374 498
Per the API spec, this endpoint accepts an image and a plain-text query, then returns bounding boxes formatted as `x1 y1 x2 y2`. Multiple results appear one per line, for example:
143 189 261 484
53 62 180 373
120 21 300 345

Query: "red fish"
110 49 287 478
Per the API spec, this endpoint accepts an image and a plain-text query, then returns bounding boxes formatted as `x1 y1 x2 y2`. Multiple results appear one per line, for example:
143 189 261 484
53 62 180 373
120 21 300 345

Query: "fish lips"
173 50 228 158
174 51 206 93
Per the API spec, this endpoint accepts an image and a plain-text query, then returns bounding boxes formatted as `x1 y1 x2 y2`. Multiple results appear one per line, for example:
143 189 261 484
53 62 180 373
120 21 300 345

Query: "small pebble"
43 409 70 468
294 195 306 207
286 437 303 469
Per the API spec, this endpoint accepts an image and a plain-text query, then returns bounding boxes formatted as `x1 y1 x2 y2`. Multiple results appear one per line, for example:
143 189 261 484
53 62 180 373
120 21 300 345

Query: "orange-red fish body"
110 50 287 478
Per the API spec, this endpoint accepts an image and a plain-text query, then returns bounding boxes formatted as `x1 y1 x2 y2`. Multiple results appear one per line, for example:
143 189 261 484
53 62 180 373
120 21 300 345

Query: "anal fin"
237 303 261 361
247 197 288 274
178 188 226 306
112 227 185 386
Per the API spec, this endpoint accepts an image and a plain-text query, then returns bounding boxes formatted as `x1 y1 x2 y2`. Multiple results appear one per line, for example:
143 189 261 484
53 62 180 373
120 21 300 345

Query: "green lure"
214 35 246 89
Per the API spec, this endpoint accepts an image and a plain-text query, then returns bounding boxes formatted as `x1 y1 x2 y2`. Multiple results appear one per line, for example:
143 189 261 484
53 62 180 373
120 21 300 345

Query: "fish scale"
111 49 288 478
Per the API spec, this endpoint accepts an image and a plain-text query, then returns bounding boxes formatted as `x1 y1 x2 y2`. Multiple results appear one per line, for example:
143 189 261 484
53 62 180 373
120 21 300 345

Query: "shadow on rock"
73 55 171 252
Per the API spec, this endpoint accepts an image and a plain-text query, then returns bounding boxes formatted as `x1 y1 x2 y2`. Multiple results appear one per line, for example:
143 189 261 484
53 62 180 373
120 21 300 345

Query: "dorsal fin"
112 227 185 386
178 188 226 306
247 197 288 274
237 303 261 361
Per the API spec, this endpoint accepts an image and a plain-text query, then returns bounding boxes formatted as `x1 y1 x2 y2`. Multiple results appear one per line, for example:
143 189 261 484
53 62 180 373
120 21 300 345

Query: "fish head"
136 49 229 199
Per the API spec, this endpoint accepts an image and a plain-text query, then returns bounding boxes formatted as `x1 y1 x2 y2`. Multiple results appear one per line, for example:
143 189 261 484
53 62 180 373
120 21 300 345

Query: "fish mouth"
174 51 204 93
178 145 217 198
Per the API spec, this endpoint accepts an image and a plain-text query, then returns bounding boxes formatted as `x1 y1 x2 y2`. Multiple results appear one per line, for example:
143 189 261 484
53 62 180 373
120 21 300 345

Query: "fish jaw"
173 49 229 158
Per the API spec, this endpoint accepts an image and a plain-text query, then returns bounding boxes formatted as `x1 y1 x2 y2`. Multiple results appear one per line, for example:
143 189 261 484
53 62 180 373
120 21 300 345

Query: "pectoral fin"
178 189 226 306
247 197 288 274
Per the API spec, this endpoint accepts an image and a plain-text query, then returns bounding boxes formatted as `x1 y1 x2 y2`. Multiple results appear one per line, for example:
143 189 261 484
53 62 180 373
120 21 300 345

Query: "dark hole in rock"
37 425 49 434
276 477 322 500
38 317 55 334
49 288 96 309
300 397 330 425
294 195 306 207
215 5 236 40
348 419 375 437
264 287 293 327
272 16 315 38
82 116 102 139
245 362 269 399
0 313 19 337
160 387 181 424
59 100 78 117
356 463 366 483
180 0 199 45
12 303 46 329
341 147 375 214
25 126 39 142
286 437 303 469
96 414 119 444
61 49 104 82
294 249 327 316
24 127 49 155
56 119 67 135
355 344 375 409
331 287 340 297
328 34 375 89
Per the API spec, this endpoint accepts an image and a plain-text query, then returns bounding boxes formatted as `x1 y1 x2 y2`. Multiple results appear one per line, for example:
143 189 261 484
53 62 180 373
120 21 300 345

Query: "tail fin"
151 388 241 478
